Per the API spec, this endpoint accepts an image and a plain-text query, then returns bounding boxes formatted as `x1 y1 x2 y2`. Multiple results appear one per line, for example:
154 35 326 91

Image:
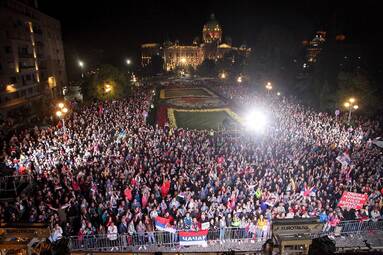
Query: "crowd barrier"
0 174 32 196
67 219 383 252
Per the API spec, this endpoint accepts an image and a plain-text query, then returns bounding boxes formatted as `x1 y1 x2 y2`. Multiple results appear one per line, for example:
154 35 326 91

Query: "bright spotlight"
244 110 267 132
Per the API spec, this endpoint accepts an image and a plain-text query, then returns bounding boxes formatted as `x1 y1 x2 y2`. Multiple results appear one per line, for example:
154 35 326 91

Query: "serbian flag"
179 230 208 246
303 184 316 197
336 151 351 168
155 216 176 233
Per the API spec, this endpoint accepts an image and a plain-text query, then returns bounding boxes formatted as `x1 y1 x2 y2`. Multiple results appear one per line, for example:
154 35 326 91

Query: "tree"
83 64 129 100
144 54 164 76
336 71 380 112
196 59 217 77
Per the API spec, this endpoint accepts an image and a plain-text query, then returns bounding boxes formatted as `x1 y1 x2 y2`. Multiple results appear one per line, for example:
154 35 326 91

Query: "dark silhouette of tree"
197 59 217 77
147 54 164 75
82 64 129 100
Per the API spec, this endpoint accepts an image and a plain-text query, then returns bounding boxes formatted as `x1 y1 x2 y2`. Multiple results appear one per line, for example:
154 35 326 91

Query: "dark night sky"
37 0 381 79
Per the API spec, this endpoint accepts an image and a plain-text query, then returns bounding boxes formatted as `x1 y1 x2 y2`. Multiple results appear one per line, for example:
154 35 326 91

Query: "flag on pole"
336 151 351 168
155 216 176 233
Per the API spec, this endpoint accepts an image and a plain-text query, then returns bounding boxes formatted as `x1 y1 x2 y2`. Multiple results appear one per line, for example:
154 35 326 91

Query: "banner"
155 216 176 233
338 192 368 210
179 229 208 246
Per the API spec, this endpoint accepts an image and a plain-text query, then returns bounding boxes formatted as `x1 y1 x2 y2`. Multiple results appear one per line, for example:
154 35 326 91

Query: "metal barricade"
68 227 266 251
67 220 382 252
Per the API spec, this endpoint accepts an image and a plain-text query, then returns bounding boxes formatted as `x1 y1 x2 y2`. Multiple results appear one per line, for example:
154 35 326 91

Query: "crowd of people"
0 83 382 247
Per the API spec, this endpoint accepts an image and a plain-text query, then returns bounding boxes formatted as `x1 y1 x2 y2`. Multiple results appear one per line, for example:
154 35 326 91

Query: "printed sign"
179 229 208 246
338 192 368 210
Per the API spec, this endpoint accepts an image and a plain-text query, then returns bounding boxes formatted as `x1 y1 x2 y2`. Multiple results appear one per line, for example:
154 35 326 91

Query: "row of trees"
81 65 133 101
240 21 382 114
294 38 381 113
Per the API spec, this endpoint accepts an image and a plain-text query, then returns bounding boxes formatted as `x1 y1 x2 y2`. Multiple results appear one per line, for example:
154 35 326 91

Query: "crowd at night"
1 83 382 245
0 1 383 253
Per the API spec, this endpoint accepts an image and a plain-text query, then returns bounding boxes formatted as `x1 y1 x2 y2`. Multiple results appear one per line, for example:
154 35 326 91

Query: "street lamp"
220 72 226 79
277 92 281 96
78 60 85 78
265 82 273 94
104 83 112 93
126 58 131 65
343 97 359 123
237 76 242 83
56 102 69 134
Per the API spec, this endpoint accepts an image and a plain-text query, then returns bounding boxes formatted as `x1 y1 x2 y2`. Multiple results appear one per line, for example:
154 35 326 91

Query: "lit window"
48 76 56 87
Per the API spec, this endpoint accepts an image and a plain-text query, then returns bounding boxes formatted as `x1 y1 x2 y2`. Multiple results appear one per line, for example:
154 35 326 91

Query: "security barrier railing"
322 219 383 236
67 220 383 252
68 226 271 251
0 174 32 196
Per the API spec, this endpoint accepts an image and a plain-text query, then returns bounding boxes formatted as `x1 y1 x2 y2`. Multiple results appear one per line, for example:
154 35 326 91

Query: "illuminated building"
163 43 204 70
141 14 251 71
141 43 161 67
305 31 326 64
202 13 222 44
0 0 67 115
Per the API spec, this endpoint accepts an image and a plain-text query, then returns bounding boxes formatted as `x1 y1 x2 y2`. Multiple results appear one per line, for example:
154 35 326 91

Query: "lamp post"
237 76 242 83
104 83 112 96
125 58 132 74
56 102 69 134
78 60 85 78
265 82 272 94
343 97 359 123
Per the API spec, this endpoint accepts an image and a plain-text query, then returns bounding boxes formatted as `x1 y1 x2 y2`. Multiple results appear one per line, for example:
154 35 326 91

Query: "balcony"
19 65 36 72
18 53 34 59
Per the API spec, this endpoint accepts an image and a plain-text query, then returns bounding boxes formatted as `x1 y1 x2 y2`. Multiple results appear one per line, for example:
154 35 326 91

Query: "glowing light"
48 76 56 87
180 57 187 64
56 111 62 117
28 22 33 33
349 97 355 103
220 72 226 79
237 76 242 83
277 92 281 96
58 102 64 109
344 102 350 108
353 105 359 110
62 107 68 113
244 110 267 133
104 84 112 93
6 84 16 93
265 83 273 91
78 60 84 68
126 59 131 65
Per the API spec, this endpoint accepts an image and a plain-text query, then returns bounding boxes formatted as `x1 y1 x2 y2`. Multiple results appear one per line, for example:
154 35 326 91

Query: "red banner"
338 192 368 210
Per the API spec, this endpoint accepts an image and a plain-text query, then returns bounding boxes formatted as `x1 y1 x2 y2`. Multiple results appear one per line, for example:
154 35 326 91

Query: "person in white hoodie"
107 221 118 251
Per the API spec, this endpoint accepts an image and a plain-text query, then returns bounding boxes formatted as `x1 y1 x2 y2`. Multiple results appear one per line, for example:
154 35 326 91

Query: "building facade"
141 14 251 71
0 0 67 116
141 43 161 67
163 45 204 71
